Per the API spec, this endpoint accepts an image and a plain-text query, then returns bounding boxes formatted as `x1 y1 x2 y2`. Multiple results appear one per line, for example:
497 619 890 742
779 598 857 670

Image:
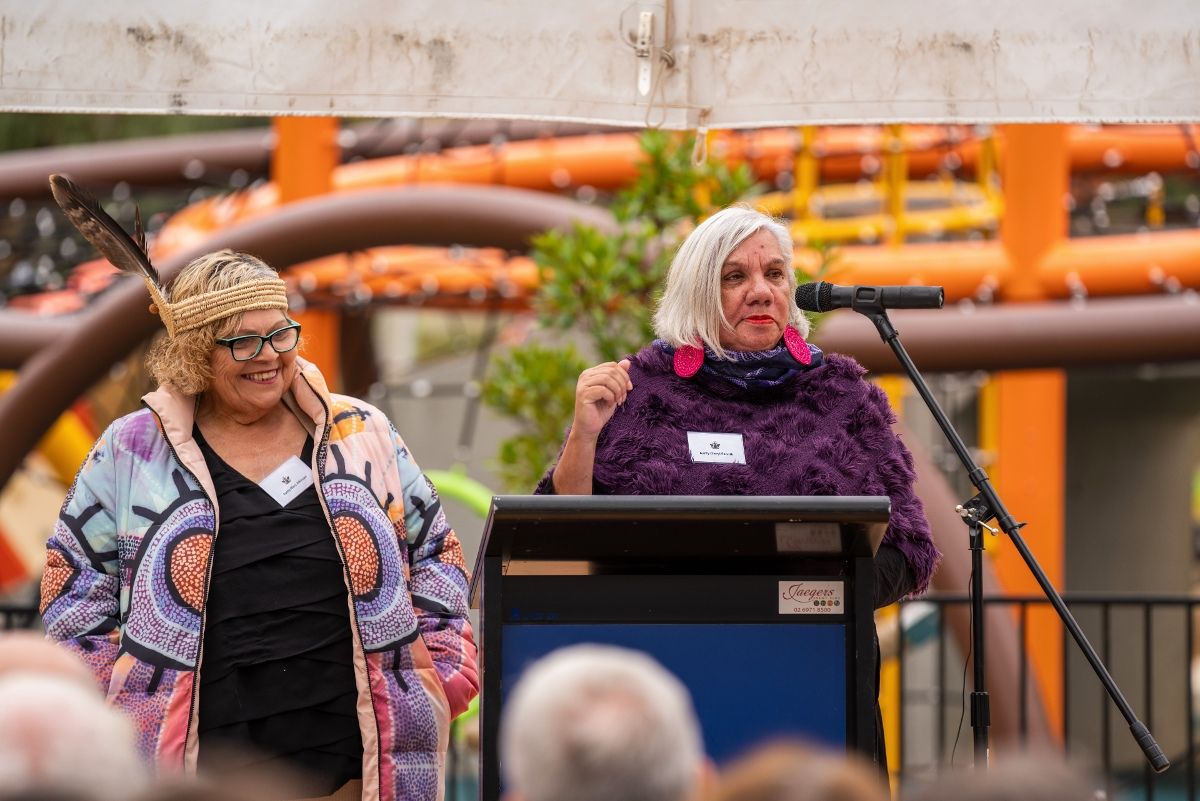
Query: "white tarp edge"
1 0 1197 126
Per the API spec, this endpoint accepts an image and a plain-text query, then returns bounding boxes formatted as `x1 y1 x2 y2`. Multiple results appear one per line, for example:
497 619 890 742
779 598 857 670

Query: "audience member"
0 631 95 689
501 644 709 801
708 740 889 801
0 673 147 801
904 752 1101 801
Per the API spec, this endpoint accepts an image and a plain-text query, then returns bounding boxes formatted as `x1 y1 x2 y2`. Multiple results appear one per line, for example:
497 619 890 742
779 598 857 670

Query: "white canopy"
1 0 1197 126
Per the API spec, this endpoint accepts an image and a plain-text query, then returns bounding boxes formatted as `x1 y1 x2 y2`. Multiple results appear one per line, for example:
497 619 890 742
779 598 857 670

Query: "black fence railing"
0 603 37 631
899 594 1199 801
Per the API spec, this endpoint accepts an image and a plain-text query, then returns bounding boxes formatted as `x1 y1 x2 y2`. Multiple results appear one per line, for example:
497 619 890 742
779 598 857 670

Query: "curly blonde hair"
144 251 290 395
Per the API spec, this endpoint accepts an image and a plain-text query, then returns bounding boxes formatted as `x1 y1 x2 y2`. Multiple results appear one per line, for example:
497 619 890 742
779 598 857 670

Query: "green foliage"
482 131 762 491
482 344 591 491
0 113 266 152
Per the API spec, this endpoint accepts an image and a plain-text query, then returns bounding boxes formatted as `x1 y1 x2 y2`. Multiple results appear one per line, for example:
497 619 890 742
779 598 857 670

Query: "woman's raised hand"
571 359 633 441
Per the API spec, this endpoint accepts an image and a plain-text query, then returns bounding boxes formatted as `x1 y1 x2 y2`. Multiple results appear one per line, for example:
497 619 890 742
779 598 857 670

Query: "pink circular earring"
783 325 812 365
673 343 704 377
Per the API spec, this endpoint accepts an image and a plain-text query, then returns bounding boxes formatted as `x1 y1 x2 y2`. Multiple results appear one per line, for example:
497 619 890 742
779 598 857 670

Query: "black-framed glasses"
215 322 301 362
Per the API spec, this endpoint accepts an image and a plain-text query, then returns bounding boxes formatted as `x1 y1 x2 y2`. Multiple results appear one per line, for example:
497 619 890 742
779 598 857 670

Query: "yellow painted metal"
870 374 905 782
977 375 1002 554
1147 180 1165 229
977 128 1001 205
878 605 902 785
755 184 1002 245
793 126 819 220
883 124 907 246
0 371 91 487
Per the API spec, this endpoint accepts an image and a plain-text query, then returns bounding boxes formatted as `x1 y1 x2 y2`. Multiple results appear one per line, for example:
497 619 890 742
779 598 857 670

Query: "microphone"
795 281 944 312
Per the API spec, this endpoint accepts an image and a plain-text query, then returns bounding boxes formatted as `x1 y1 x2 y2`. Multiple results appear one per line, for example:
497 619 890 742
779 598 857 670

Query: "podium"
468 495 888 799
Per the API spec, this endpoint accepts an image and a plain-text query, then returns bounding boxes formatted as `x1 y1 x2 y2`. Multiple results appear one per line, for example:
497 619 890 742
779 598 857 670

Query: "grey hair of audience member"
0 674 148 801
0 632 95 690
904 752 1101 801
501 644 705 801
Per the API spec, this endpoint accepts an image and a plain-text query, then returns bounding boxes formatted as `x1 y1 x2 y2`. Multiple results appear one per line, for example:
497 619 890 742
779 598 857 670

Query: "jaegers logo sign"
778 581 844 615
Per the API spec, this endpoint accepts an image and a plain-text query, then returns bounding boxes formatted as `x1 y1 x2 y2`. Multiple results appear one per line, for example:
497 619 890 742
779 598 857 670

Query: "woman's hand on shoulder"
571 359 632 442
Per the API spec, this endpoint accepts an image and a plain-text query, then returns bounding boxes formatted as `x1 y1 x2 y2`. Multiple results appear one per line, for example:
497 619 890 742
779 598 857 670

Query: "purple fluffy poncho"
538 344 940 595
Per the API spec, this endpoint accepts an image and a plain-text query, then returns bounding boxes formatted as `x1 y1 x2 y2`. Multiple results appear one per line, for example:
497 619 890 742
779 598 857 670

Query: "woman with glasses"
41 249 478 801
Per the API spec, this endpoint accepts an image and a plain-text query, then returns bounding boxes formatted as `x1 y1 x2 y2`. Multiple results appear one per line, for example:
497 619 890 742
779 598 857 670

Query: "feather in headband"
49 174 287 338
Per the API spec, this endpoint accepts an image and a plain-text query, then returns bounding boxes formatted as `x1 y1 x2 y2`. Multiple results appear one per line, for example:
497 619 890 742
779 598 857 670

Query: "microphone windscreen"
794 282 828 312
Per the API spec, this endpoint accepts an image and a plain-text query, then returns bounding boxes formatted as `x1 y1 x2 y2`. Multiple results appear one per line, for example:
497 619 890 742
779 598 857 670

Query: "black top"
193 425 363 795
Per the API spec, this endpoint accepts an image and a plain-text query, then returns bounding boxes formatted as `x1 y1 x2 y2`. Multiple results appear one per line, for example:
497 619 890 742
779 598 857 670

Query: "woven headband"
145 277 290 338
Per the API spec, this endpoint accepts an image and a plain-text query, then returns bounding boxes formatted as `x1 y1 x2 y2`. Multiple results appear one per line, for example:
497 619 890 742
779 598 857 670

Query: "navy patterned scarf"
654 339 824 391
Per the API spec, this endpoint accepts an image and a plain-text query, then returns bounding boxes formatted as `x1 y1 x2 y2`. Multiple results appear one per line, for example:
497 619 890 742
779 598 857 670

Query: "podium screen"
501 622 846 764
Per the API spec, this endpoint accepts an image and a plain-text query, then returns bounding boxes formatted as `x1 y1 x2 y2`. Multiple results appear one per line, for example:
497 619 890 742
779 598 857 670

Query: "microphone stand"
852 300 1169 772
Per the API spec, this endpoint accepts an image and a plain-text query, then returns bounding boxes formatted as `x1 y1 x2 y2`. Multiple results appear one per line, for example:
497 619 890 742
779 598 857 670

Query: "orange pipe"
1065 125 1199 174
289 248 541 306
1000 125 1069 302
1040 230 1200 298
154 125 1199 255
272 118 342 387
993 123 1069 739
338 134 644 193
66 222 1200 319
988 370 1067 739
796 241 1010 301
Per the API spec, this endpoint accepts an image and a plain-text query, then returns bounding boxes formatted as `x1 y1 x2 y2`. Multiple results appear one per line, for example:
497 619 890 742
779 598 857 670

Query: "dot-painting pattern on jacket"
323 447 415 653
123 473 214 670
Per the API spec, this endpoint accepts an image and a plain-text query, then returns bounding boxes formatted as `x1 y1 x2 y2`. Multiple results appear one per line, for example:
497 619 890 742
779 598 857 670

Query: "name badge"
259 455 314 507
687 432 746 464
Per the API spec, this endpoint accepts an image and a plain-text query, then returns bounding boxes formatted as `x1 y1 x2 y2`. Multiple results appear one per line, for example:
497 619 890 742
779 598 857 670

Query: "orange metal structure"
3 123 1198 755
272 117 342 383
145 124 1200 307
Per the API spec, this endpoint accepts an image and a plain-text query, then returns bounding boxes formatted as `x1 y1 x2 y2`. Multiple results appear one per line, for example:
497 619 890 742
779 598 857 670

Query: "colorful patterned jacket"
41 359 479 801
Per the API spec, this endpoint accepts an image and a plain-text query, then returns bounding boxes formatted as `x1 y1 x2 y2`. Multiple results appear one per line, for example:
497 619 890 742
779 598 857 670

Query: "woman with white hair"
536 205 939 768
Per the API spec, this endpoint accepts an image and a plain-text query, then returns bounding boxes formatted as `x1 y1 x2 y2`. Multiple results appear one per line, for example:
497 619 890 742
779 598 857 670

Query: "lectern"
468 495 888 799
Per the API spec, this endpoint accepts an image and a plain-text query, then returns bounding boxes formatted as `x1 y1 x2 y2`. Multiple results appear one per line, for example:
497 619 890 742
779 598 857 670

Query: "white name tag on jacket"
259 456 314 507
687 432 746 464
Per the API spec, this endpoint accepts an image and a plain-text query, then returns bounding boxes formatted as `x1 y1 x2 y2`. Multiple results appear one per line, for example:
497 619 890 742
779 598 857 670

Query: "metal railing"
0 603 37 631
899 594 1200 801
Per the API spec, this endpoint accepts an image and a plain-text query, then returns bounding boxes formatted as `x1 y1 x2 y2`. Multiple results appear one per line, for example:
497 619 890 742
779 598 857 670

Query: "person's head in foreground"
0 631 96 690
706 740 888 801
0 673 147 801
904 751 1102 801
654 205 809 358
501 644 708 801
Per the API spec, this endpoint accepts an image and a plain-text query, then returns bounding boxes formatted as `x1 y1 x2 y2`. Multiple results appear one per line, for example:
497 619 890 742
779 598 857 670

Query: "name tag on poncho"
687 432 746 464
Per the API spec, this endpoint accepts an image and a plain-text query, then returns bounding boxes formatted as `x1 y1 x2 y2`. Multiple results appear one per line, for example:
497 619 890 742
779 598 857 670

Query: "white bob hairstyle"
653 205 809 358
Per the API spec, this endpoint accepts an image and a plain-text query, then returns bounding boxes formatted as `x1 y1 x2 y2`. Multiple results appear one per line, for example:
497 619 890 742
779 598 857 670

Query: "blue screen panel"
501 623 845 764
